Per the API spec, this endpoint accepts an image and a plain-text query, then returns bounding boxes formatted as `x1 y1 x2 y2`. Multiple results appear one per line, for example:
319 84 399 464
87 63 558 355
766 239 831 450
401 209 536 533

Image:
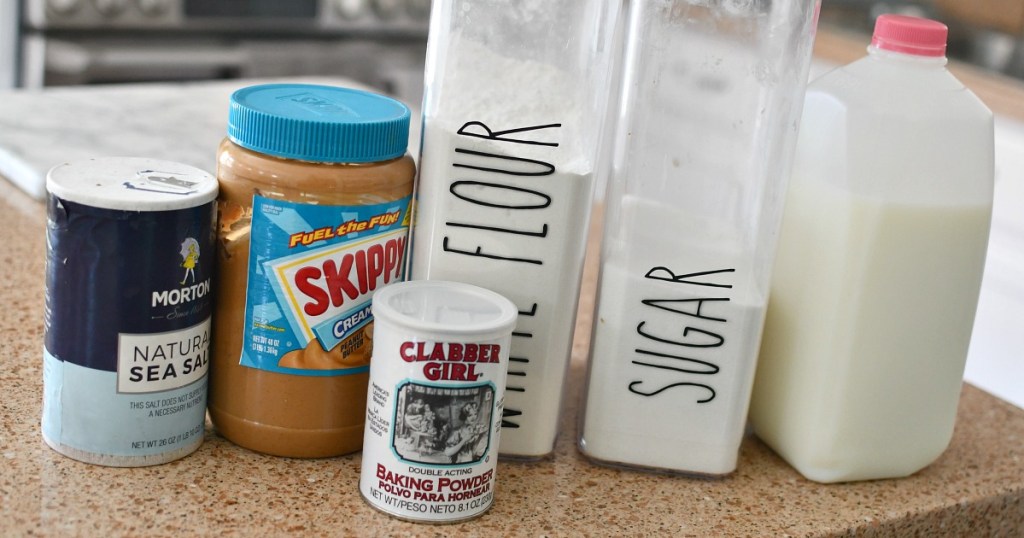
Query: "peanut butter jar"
210 84 415 458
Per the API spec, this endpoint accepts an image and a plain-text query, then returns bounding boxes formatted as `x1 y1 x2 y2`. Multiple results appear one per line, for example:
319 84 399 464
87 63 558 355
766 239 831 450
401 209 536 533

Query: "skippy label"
360 336 508 522
240 194 412 375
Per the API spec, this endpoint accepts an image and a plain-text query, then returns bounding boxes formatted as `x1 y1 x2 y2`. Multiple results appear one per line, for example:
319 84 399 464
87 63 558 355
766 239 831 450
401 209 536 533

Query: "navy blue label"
44 196 216 372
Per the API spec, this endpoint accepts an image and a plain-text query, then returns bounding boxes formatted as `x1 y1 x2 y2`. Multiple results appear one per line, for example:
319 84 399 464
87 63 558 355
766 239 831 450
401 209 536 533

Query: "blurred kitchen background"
0 0 431 104
3 0 1024 100
821 0 1024 78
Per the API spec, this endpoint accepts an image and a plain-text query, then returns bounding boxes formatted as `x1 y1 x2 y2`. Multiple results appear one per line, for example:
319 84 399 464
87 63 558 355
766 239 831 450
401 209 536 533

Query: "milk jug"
749 15 994 483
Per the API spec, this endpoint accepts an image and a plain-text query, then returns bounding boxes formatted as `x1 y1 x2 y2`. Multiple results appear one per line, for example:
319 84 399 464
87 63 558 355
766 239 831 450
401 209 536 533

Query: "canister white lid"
46 157 217 211
372 280 518 342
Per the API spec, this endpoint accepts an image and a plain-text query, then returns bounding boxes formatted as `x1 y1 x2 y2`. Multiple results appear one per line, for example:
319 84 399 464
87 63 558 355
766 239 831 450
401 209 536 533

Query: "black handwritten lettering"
628 380 715 403
642 297 729 322
453 149 555 177
501 408 523 428
449 180 551 209
624 265 737 405
457 121 561 147
645 267 735 288
442 236 542 265
446 221 549 238
440 121 566 438
634 349 720 374
636 321 725 348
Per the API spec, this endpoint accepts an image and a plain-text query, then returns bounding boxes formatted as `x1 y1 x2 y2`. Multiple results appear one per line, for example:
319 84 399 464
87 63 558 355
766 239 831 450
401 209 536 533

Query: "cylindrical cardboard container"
43 157 217 466
359 280 517 522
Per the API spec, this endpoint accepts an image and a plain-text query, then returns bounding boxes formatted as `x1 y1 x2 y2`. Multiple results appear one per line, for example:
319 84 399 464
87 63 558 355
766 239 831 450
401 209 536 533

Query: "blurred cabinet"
934 0 1024 35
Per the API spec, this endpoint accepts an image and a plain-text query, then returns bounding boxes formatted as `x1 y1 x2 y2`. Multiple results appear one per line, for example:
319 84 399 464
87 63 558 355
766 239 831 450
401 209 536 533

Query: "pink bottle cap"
871 14 948 57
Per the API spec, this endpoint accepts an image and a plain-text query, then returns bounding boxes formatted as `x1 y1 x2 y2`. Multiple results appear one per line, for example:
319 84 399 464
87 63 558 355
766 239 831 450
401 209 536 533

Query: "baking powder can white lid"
371 280 518 342
46 157 217 211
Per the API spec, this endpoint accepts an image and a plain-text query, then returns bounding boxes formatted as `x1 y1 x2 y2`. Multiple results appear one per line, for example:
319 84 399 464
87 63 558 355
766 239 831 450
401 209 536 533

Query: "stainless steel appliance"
0 2 17 88
10 0 430 102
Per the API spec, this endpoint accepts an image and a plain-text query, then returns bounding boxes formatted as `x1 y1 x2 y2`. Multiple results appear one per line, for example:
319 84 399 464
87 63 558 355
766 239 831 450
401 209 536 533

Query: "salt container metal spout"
410 0 622 458
580 0 820 475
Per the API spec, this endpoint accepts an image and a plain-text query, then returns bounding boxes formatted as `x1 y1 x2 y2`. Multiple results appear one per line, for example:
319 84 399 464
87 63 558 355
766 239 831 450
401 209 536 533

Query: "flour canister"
359 280 517 522
42 157 217 467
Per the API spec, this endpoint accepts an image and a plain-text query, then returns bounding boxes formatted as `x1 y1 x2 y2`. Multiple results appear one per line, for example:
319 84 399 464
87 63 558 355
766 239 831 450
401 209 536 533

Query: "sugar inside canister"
359 280 517 523
42 157 218 467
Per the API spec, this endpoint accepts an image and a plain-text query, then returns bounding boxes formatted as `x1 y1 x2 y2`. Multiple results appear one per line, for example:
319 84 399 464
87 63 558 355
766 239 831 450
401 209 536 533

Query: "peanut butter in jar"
210 84 415 458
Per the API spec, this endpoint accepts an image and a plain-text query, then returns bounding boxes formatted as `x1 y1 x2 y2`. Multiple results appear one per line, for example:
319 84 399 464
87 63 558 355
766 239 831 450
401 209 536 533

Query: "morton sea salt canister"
359 280 517 523
42 157 217 467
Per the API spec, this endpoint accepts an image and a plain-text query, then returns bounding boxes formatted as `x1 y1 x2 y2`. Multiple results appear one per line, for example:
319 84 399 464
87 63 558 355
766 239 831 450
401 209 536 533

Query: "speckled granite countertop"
1 174 1022 537
3 46 1024 535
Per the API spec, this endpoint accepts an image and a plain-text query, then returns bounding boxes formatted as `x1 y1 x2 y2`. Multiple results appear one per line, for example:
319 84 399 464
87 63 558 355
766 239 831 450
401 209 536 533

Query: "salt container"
43 157 217 466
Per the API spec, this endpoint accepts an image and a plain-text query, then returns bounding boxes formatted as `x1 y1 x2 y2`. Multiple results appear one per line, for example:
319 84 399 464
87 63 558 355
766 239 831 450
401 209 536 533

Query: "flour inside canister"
411 39 599 459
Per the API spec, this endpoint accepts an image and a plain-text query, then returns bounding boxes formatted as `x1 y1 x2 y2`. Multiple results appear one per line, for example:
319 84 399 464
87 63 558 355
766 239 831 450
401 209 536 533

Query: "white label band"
117 317 211 394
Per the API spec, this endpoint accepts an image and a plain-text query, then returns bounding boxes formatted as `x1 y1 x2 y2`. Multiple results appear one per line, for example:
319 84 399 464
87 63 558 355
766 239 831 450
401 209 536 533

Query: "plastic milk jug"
749 15 994 483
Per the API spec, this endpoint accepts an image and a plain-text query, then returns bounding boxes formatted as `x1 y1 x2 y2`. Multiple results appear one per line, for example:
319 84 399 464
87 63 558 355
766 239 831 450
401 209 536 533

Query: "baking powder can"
42 157 218 467
359 280 517 522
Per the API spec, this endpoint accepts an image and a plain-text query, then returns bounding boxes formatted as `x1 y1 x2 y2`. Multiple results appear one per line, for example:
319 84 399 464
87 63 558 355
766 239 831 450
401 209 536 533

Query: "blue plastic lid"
227 84 411 163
